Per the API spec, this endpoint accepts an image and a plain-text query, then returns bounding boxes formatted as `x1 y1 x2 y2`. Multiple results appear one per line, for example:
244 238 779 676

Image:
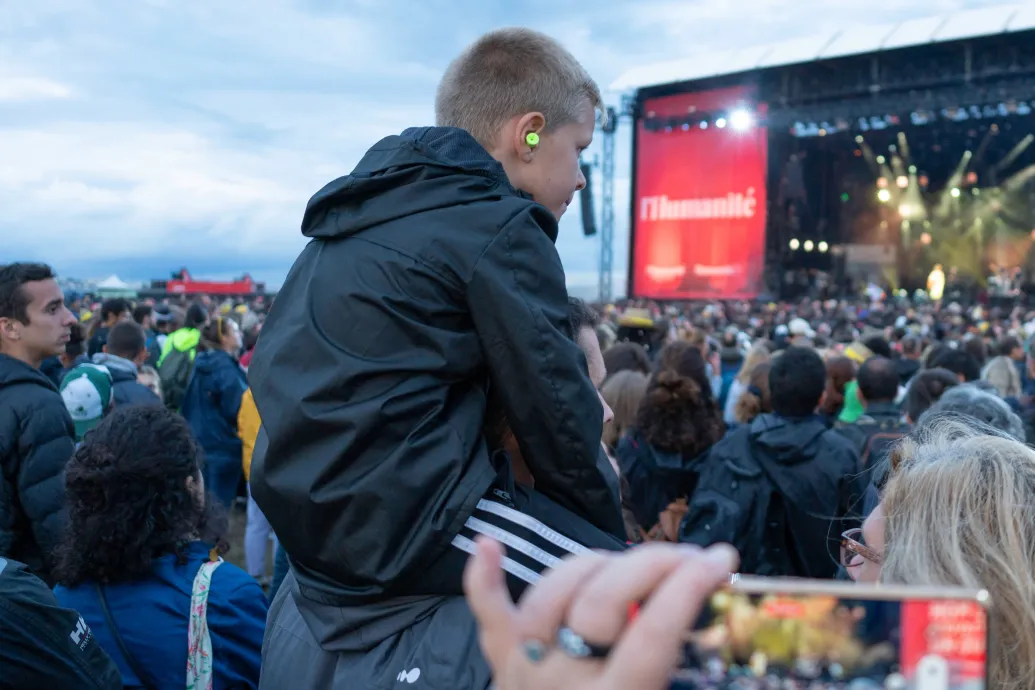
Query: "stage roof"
611 4 1035 92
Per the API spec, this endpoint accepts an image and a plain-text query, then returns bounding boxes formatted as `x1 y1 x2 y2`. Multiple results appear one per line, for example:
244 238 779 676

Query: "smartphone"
672 576 990 690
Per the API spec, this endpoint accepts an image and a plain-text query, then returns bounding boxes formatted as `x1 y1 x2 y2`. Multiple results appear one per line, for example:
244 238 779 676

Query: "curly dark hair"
635 341 725 457
53 405 228 586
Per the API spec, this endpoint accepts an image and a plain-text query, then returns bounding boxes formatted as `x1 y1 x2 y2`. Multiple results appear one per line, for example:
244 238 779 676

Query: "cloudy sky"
1 0 1008 296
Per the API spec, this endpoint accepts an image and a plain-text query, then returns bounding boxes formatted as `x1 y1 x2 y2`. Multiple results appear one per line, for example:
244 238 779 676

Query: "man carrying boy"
250 26 623 618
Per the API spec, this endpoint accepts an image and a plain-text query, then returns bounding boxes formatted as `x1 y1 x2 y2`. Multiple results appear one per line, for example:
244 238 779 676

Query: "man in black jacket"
682 347 865 579
0 263 78 583
0 557 121 689
249 28 623 609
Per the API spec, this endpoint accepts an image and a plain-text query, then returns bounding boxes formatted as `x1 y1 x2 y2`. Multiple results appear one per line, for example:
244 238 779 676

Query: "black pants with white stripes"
417 467 628 601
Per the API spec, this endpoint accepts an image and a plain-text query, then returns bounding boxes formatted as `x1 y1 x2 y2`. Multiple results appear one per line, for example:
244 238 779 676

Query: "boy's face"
506 99 595 221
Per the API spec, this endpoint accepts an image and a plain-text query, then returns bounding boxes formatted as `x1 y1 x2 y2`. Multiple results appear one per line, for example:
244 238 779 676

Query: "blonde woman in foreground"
844 415 1035 689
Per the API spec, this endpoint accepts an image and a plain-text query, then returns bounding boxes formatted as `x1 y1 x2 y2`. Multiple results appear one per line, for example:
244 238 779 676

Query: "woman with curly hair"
53 405 266 690
616 341 726 541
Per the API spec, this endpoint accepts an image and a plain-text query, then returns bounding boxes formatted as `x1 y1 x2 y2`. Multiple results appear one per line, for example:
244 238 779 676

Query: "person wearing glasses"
840 416 1035 689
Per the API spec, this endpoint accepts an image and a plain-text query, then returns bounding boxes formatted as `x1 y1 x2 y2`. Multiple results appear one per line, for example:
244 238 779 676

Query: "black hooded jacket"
0 557 122 689
249 127 623 603
681 414 865 579
0 354 75 584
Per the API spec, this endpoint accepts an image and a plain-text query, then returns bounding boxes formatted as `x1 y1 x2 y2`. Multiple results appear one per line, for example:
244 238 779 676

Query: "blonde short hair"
435 28 602 147
882 417 1035 689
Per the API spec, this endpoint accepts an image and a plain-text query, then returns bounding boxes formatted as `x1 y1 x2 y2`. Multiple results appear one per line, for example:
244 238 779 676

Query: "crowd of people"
3 25 1035 690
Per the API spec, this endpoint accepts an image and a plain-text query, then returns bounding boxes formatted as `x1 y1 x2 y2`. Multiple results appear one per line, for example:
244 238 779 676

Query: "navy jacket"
0 354 75 583
182 351 247 464
55 541 267 689
92 353 161 408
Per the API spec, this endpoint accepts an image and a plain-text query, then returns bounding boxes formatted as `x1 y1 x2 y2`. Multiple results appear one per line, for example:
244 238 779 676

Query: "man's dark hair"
903 368 960 422
931 348 981 382
101 298 130 323
769 346 827 417
132 304 153 326
567 297 599 335
106 321 147 360
184 302 208 329
0 262 56 325
1000 336 1022 357
857 356 899 404
603 342 651 379
963 337 987 366
901 335 921 357
861 335 892 359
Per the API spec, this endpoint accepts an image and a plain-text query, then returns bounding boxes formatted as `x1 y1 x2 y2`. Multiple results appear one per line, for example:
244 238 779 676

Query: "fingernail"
704 544 739 569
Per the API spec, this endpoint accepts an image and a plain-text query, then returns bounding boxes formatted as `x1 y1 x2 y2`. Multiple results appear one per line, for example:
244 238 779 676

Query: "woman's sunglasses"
840 528 883 569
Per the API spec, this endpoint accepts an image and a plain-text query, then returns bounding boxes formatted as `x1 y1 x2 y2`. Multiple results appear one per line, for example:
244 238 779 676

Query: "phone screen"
672 581 989 690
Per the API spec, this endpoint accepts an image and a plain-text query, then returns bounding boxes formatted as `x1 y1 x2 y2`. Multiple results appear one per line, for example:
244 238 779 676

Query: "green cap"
60 363 114 441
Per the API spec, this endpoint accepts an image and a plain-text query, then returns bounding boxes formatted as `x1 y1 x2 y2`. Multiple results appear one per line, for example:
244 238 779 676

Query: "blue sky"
1 0 1005 297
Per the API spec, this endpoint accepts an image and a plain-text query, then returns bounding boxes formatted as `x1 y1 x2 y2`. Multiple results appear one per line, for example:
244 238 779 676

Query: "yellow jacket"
238 388 261 482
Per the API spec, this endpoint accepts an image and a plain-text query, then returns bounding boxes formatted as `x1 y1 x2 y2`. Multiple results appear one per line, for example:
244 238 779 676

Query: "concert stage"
613 4 1035 300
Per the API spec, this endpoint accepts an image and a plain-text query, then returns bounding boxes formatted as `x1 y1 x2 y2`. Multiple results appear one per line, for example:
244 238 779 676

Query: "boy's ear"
513 112 546 161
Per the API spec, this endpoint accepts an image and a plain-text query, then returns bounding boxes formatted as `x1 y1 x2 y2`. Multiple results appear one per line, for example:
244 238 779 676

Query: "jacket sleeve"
208 571 267 689
467 209 624 537
16 397 74 567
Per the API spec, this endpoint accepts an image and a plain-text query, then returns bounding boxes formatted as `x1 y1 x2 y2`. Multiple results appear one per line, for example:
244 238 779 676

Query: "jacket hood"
301 127 532 241
0 354 57 393
91 353 138 382
748 413 829 465
192 350 234 375
619 431 698 478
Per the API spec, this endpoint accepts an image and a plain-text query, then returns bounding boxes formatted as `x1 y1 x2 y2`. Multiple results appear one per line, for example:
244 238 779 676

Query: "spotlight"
921 232 932 245
699 121 708 129
715 117 727 129
972 188 980 196
896 175 908 189
803 240 814 252
818 241 829 253
855 135 864 144
908 165 917 174
877 155 886 164
729 109 753 131
789 238 800 250
877 189 891 203
877 177 889 189
950 187 961 198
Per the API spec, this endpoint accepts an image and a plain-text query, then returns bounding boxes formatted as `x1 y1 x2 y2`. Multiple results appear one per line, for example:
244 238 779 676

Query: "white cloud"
0 75 72 101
